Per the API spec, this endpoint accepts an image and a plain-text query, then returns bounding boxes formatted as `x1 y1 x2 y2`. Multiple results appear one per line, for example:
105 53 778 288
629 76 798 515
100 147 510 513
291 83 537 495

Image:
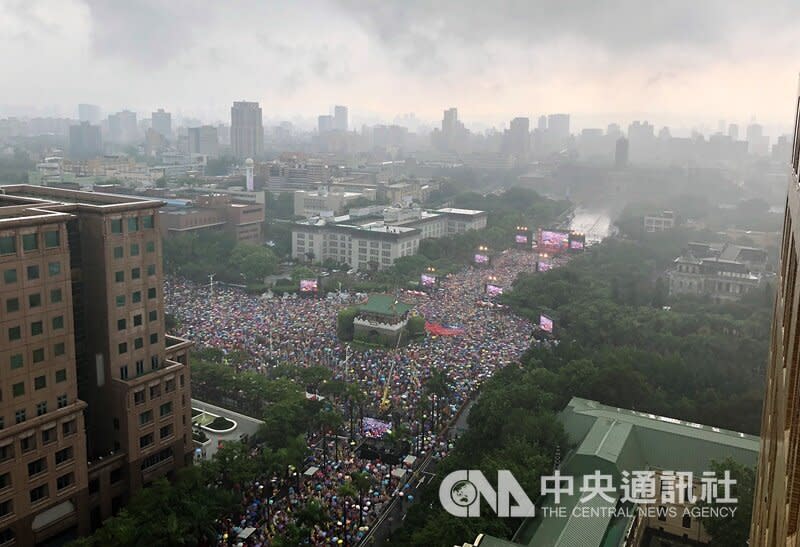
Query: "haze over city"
2 0 800 133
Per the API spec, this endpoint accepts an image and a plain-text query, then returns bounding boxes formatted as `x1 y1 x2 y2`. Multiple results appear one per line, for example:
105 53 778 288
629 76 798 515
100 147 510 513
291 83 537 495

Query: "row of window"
6 368 68 398
7 341 67 372
1 396 70 429
139 423 174 449
112 240 155 260
7 315 66 343
4 287 64 314
133 375 182 405
114 264 157 283
114 287 157 308
0 230 60 256
117 309 158 332
118 334 159 355
110 215 155 235
138 402 174 426
2 261 62 285
0 424 74 466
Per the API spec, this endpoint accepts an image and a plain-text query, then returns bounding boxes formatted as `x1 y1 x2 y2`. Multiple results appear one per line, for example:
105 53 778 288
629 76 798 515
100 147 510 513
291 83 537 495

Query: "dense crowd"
165 250 547 545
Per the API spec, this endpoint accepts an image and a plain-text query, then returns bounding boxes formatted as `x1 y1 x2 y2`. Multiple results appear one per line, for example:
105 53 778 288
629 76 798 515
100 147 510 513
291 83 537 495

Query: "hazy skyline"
2 0 800 134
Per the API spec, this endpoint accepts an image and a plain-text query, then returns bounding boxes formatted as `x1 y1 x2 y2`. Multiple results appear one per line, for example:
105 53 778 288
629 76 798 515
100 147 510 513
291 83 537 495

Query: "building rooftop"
358 295 412 317
0 184 163 212
434 207 487 216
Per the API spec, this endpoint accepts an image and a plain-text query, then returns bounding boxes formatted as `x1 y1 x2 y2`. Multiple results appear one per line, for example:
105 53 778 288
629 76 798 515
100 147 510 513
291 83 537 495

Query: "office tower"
187 126 219 158
333 105 348 132
78 104 101 125
537 116 547 131
230 101 263 159
505 117 530 159
318 115 333 134
151 109 171 139
547 113 570 144
747 123 770 156
107 110 138 144
68 122 103 160
627 120 656 164
614 137 629 169
751 81 800 546
0 186 193 545
728 123 740 141
606 123 622 140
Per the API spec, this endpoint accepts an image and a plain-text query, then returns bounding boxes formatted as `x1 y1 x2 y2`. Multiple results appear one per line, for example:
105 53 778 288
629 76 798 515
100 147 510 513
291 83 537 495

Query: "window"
22 233 38 252
15 410 25 424
28 293 41 308
3 269 16 284
151 355 159 370
150 384 161 399
0 473 10 490
110 468 122 484
5 298 18 313
55 446 73 465
34 376 45 390
30 485 48 504
133 314 142 326
147 264 156 276
26 265 39 280
115 271 124 283
115 295 125 307
136 360 144 375
142 215 154 229
31 321 43 336
52 316 64 330
139 410 153 425
113 246 123 259
132 291 141 303
0 445 13 463
89 478 99 495
165 379 175 393
118 342 127 355
0 236 14 255
110 219 123 234
146 240 155 253
61 420 76 437
134 337 143 350
55 369 66 383
0 529 13 544
127 217 139 232
44 231 59 248
36 402 46 416
150 333 158 344
56 472 74 491
27 458 45 477
21 437 37 454
12 383 24 397
160 424 173 439
159 402 172 417
57 394 67 408
139 433 154 449
50 288 62 303
53 343 65 357
117 318 126 331
9 354 22 370
148 310 157 322
147 287 156 299
42 428 55 445
132 267 140 280
8 327 20 341
48 262 61 276
682 514 691 528
134 390 145 405
120 365 128 380
33 348 44 363
130 243 140 256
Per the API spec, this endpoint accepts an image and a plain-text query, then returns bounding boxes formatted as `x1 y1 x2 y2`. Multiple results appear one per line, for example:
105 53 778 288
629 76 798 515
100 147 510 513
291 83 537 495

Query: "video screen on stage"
569 239 584 250
537 260 552 272
540 314 554 333
486 284 503 296
420 273 436 287
300 279 318 292
474 253 489 264
515 234 528 244
362 417 392 439
540 230 570 250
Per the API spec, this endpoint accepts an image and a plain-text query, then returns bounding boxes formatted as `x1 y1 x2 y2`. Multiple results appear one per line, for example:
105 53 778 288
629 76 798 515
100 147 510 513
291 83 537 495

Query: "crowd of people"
165 249 552 545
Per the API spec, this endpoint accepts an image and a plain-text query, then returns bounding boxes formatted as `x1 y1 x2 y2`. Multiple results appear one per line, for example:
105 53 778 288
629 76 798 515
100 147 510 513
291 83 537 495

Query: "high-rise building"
505 117 530 159
78 104 101 125
614 137 629 169
751 82 800 546
69 122 103 160
318 115 334 134
547 113 570 145
107 110 138 144
729 123 740 141
187 126 219 158
230 101 263 159
0 186 193 545
333 105 348 132
151 109 171 139
747 123 770 156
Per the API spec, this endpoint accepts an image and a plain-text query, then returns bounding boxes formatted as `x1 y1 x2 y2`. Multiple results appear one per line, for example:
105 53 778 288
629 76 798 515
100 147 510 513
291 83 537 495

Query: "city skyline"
1 0 800 134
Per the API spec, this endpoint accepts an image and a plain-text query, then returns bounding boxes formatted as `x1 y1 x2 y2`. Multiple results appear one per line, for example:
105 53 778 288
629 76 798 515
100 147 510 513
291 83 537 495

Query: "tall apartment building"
0 185 192 545
68 123 103 161
751 82 800 546
187 126 219 158
230 101 263 159
333 105 348 132
150 109 171 139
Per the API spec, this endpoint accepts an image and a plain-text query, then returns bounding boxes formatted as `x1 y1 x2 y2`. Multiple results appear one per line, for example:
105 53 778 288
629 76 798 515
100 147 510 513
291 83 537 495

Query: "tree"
230 243 278 282
699 459 755 546
337 308 359 341
407 315 426 338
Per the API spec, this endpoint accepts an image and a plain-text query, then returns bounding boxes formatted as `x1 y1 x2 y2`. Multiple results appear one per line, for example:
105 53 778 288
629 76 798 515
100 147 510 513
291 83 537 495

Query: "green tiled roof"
358 294 411 317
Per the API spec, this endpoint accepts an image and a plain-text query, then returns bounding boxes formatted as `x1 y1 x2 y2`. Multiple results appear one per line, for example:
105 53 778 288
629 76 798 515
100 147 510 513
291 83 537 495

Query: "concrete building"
0 185 193 544
615 137 629 169
353 295 411 346
751 80 800 546
150 109 171 139
547 114 570 146
667 241 766 300
643 210 674 232
293 188 373 218
68 123 102 161
159 194 264 244
230 102 263 160
318 115 334 134
107 111 137 144
333 106 348 132
505 117 530 161
187 126 219 158
433 208 488 234
77 105 101 125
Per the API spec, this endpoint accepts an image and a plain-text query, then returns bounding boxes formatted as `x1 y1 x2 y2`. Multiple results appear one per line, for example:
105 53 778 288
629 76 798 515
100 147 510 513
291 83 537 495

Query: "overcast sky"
2 0 800 134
